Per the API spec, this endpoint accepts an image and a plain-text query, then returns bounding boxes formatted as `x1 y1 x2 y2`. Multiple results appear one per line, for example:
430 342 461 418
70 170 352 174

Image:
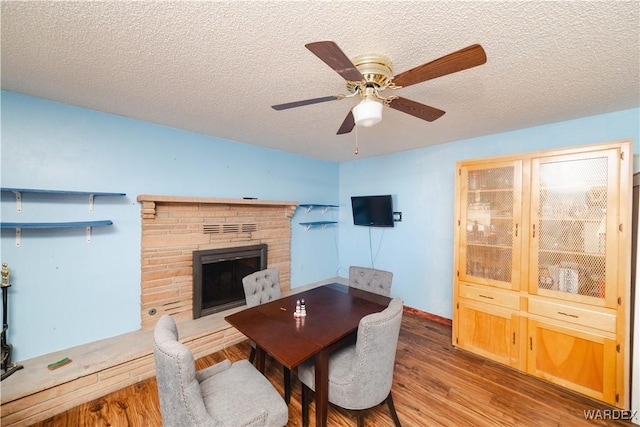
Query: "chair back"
349 266 393 296
338 297 403 409
242 268 281 307
153 315 210 426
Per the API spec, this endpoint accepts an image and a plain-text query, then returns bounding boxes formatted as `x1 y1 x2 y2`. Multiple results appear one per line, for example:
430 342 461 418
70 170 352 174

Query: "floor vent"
203 223 258 234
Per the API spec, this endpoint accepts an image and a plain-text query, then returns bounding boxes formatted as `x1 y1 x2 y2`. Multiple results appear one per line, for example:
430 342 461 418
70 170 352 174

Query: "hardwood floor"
31 312 635 426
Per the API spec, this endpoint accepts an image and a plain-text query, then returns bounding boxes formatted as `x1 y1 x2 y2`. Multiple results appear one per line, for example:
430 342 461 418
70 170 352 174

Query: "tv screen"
351 195 394 227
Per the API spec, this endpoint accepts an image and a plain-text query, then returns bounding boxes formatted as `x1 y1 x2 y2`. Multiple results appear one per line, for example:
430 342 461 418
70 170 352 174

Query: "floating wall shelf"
298 203 338 230
299 204 339 214
1 221 113 245
0 188 125 245
299 221 338 231
0 220 113 229
1 188 126 213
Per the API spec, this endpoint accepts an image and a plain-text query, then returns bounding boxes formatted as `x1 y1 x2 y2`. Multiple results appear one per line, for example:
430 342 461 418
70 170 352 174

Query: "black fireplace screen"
192 244 267 318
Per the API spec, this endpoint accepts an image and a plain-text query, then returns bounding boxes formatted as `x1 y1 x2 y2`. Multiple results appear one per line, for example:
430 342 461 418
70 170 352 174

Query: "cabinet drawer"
459 283 520 310
528 297 616 333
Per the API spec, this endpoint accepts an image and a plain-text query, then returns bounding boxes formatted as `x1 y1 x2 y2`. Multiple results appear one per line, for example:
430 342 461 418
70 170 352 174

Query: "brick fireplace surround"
1 195 310 426
138 195 298 328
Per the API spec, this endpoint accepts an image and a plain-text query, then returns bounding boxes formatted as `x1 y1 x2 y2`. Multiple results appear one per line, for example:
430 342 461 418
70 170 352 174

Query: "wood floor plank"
29 312 635 426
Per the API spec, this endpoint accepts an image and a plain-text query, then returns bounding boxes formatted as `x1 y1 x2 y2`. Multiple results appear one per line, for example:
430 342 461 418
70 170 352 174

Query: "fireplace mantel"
137 194 298 219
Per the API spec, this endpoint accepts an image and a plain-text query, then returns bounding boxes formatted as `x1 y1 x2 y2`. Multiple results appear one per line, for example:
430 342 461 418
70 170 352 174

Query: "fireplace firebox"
192 244 267 319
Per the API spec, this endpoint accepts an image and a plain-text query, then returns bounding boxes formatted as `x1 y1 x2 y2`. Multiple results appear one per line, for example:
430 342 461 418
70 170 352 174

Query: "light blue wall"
1 90 638 364
338 108 640 319
0 91 339 361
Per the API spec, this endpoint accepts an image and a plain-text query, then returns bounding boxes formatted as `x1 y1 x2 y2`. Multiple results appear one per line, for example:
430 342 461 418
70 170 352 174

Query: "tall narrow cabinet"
452 140 632 409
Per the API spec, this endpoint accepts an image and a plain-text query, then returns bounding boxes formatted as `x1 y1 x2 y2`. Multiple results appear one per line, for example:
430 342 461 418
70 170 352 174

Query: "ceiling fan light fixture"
352 98 382 127
275 42 488 136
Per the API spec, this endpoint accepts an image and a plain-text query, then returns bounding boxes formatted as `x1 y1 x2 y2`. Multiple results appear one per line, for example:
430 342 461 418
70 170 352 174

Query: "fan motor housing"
347 53 393 93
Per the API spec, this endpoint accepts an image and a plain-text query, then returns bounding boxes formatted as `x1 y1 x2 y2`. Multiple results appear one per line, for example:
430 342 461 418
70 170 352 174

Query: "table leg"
314 349 330 427
256 346 266 373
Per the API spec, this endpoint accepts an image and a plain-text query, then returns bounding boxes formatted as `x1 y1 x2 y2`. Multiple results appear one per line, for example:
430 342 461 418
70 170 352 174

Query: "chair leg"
283 367 291 404
357 413 365 427
386 392 402 427
249 345 256 364
302 383 311 427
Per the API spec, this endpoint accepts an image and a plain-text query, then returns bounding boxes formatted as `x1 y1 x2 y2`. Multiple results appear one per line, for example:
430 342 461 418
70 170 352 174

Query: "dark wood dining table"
224 282 391 427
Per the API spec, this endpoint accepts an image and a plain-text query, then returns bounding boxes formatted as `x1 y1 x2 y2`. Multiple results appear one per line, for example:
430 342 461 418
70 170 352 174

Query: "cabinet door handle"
532 224 536 238
479 294 494 300
512 332 516 345
530 337 533 350
515 223 518 237
557 311 579 319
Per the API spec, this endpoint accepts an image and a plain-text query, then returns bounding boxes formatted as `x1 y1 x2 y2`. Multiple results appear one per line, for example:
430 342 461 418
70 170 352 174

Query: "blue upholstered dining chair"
152 315 288 426
349 266 394 296
242 268 292 404
297 297 404 427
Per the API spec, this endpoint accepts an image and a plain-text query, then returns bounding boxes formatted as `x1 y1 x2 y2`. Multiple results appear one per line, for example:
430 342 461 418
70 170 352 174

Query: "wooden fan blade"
336 111 355 135
393 44 487 88
305 41 363 82
272 96 339 110
388 97 446 122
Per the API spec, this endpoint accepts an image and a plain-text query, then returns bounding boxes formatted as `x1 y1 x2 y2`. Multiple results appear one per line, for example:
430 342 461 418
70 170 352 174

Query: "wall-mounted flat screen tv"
351 195 394 227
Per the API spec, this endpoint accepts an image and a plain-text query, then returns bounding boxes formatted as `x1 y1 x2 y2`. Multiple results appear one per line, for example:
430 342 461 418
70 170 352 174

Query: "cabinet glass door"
459 161 522 289
530 149 620 307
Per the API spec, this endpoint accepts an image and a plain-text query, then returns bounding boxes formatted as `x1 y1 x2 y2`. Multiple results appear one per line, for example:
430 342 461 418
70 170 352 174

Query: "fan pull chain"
354 125 359 155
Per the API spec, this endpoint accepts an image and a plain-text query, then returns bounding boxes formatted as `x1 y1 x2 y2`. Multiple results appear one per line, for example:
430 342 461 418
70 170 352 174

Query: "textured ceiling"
1 1 639 162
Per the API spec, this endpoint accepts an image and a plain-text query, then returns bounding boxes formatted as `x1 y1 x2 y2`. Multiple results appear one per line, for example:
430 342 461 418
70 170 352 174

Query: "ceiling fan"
272 41 487 135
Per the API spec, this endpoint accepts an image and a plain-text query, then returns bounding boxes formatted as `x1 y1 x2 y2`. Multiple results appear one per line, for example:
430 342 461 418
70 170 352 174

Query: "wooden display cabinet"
452 140 632 408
